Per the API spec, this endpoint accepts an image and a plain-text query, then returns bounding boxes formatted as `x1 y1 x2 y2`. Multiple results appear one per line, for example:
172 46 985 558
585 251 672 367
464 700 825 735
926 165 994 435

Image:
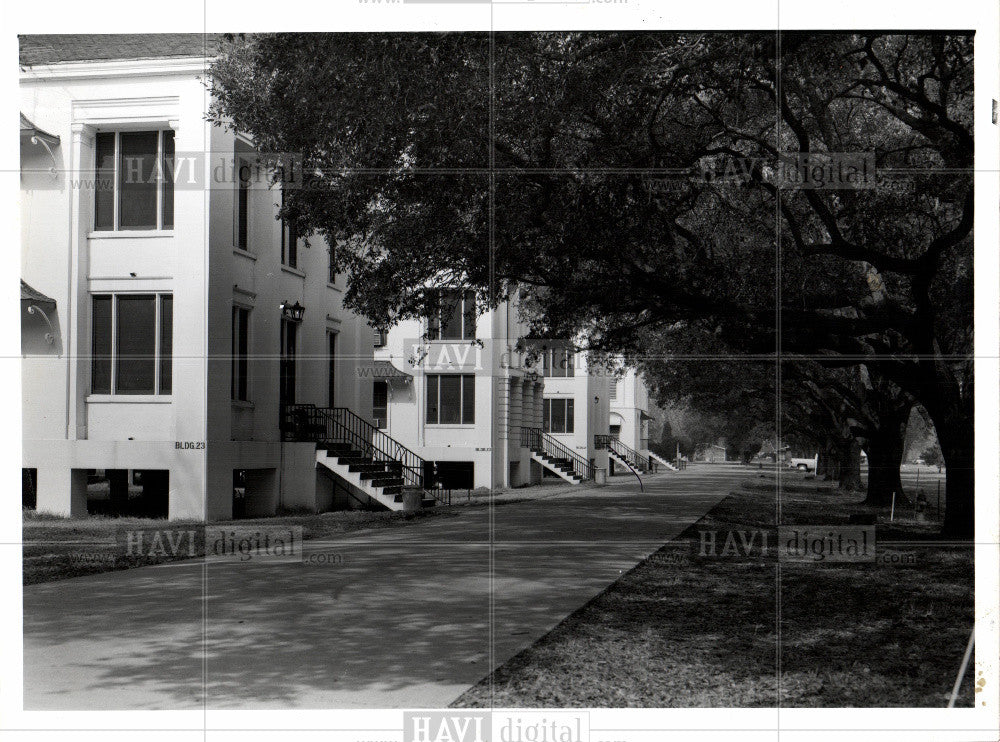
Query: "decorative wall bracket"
27 304 56 344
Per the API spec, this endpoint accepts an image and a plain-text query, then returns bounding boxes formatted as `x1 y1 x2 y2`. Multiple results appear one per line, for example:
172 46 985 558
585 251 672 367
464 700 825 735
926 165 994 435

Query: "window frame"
542 348 575 378
543 397 575 434
91 292 173 397
280 189 298 268
425 373 475 425
427 289 476 341
236 156 251 251
231 305 251 402
373 380 388 429
93 129 174 233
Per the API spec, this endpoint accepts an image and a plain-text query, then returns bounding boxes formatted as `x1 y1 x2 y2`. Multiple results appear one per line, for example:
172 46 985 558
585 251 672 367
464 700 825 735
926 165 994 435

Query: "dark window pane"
426 375 439 423
328 332 336 407
92 295 112 393
566 399 574 433
94 133 116 230
115 295 156 393
439 375 461 424
543 350 551 377
237 160 250 249
161 131 174 229
565 350 575 378
159 295 172 394
373 381 388 428
118 132 159 229
461 375 475 424
543 399 551 433
463 290 476 340
440 290 462 340
551 399 566 433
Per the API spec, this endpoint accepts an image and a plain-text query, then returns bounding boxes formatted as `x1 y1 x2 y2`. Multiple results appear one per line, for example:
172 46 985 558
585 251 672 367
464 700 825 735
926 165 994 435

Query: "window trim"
93 129 174 233
542 348 576 378
280 189 298 269
91 292 172 397
543 397 575 434
425 373 475 425
235 155 251 251
231 304 251 402
427 289 476 341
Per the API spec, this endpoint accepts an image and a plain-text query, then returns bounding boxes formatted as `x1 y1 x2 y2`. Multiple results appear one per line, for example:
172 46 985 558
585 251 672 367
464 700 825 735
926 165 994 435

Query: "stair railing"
595 434 650 472
520 426 593 481
282 404 425 488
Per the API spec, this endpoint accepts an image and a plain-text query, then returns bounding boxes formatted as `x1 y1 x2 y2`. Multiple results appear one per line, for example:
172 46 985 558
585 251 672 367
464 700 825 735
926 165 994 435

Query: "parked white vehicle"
789 455 819 472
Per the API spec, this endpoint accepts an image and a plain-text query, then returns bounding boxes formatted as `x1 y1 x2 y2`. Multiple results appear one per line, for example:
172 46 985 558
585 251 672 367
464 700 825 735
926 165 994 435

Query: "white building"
610 369 650 453
20 35 376 520
538 345 611 479
373 294 552 490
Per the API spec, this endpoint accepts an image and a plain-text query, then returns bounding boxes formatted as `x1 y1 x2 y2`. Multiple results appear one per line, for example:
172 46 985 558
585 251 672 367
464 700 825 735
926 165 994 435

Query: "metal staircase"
521 427 592 484
595 434 650 472
282 404 434 511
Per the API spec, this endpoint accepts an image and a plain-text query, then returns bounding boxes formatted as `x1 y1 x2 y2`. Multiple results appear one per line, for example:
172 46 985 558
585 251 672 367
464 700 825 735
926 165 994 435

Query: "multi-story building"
538 345 612 479
609 369 676 472
20 34 375 520
373 294 551 490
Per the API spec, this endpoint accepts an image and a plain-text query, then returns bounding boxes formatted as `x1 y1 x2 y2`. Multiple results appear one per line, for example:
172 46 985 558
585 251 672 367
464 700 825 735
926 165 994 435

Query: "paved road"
23 464 747 709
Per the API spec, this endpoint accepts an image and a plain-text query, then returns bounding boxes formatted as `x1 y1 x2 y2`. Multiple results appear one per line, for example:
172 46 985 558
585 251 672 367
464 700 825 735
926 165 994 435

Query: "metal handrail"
282 404 425 488
595 434 650 472
521 426 593 480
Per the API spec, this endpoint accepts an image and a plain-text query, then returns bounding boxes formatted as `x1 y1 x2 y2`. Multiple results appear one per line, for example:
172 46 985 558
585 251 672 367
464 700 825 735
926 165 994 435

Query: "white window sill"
233 248 257 261
426 424 476 429
87 394 172 404
281 265 306 278
232 400 255 410
89 230 174 239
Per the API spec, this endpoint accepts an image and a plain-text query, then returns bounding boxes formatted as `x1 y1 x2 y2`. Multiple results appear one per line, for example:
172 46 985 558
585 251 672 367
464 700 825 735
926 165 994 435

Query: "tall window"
236 158 251 250
542 348 575 378
232 306 250 401
280 318 297 406
373 381 388 429
373 329 387 348
610 381 619 400
543 398 574 434
281 190 297 268
328 245 338 283
427 289 476 340
426 374 475 424
94 130 174 231
91 293 172 395
328 332 337 407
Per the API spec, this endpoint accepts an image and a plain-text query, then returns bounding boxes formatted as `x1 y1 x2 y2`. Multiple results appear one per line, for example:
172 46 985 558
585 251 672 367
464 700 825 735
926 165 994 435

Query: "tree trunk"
935 413 974 539
864 430 907 507
838 439 863 491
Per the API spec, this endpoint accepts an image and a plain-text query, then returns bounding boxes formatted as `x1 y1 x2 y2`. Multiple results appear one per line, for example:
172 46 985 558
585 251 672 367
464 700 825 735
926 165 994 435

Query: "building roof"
21 280 56 307
19 34 223 66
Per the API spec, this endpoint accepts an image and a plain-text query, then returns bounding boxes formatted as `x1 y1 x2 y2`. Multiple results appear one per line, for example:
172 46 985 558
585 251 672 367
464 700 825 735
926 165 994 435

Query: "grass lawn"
22 507 455 585
22 478 584 585
453 471 974 707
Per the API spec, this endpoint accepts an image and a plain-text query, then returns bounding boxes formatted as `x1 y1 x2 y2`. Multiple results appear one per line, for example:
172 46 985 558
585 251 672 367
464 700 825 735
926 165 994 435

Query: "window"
543 398 574 434
426 374 475 424
373 329 387 348
373 381 388 429
610 381 619 400
280 190 297 268
95 130 174 231
232 306 250 401
542 348 575 378
236 158 251 250
328 245 338 283
328 332 337 407
427 289 476 340
91 293 172 395
280 318 297 406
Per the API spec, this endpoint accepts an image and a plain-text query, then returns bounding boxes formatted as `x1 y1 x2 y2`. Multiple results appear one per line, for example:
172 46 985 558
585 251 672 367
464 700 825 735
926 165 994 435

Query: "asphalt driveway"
23 464 746 709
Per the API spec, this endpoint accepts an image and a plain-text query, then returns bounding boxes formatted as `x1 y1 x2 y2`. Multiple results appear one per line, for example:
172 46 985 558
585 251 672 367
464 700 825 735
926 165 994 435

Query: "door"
328 331 337 407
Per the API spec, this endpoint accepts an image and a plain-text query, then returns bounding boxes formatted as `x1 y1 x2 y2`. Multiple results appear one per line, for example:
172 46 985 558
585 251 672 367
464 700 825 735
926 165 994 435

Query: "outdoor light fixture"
594 395 600 404
280 300 305 321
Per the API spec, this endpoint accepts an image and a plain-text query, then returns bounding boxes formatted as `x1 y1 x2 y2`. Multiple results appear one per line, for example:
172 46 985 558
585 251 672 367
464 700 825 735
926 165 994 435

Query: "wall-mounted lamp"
594 395 600 404
280 300 305 322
